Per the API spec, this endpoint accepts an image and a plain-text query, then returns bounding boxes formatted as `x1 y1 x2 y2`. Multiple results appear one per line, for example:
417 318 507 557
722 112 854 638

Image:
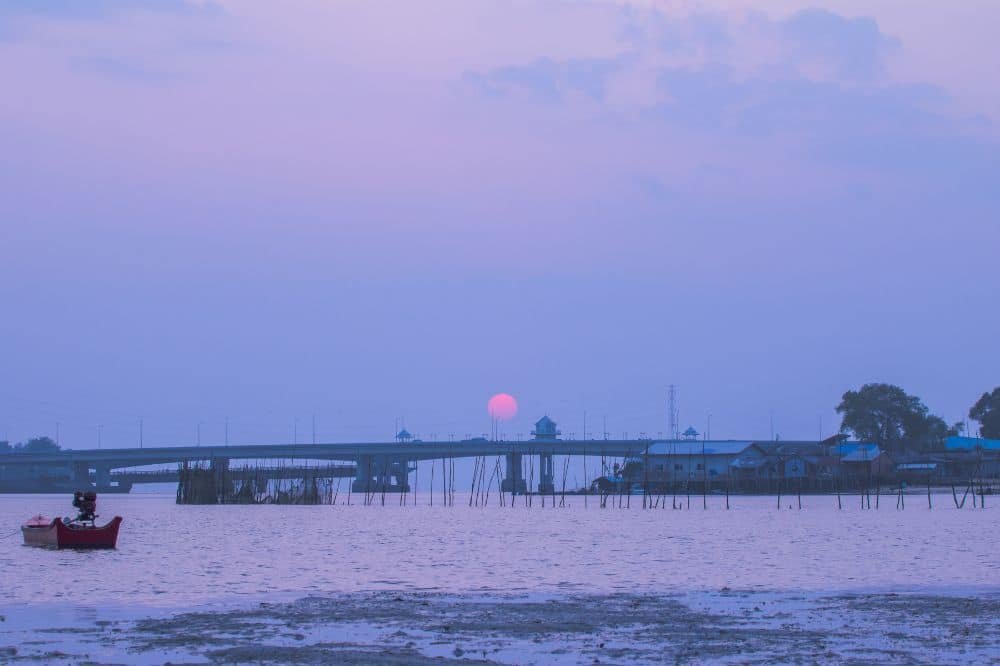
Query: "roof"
682 427 700 438
730 454 769 469
396 429 412 439
535 416 556 427
750 441 782 454
897 463 938 471
945 436 1000 452
646 441 753 456
838 442 882 462
774 442 825 457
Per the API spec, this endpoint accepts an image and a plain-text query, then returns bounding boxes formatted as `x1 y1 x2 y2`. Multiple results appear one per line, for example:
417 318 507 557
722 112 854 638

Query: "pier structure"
352 454 412 493
500 453 527 494
531 416 561 495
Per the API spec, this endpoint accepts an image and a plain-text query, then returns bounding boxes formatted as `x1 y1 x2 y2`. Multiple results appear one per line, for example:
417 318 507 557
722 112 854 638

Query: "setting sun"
487 393 518 421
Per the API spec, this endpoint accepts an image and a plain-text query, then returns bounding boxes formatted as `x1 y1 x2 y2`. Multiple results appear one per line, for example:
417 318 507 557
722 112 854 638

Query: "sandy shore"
2 590 999 664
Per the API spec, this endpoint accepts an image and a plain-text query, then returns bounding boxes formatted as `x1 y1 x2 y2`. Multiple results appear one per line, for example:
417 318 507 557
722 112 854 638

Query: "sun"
487 393 518 421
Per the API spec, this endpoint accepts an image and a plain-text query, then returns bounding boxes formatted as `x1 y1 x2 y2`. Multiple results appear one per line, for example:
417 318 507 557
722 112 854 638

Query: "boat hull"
21 516 123 549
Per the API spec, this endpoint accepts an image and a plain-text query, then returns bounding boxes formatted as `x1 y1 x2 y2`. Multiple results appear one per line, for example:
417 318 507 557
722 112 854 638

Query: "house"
773 442 838 479
944 436 1000 452
728 441 837 481
729 444 779 480
837 442 893 477
634 440 755 484
942 437 1000 478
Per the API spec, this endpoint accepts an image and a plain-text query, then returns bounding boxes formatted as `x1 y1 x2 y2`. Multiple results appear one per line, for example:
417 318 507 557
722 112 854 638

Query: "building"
728 444 779 480
943 437 1000 478
532 416 560 440
772 442 839 480
837 442 893 477
632 440 755 486
944 436 1000 452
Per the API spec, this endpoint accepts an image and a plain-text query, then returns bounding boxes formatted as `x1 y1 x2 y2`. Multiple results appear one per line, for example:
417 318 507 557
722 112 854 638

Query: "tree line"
0 436 61 454
837 383 1000 454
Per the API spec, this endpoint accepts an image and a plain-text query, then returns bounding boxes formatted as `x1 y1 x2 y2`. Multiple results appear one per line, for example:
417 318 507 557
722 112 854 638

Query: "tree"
18 436 61 453
970 388 1000 439
909 414 963 451
836 383 955 453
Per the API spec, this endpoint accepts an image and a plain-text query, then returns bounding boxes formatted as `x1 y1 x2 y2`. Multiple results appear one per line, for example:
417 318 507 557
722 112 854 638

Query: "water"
2 492 998 609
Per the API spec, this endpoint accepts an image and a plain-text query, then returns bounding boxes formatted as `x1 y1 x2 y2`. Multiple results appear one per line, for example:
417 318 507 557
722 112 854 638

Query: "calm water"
2 492 997 608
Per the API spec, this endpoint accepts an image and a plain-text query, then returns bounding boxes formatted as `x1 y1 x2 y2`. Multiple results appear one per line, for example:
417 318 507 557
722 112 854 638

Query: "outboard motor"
71 490 98 524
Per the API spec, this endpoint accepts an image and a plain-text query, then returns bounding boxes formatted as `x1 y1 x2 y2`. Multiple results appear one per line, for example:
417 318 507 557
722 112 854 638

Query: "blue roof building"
945 436 1000 452
532 416 560 440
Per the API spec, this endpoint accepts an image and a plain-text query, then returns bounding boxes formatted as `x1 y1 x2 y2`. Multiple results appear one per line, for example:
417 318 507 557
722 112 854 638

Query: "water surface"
2 492 996 609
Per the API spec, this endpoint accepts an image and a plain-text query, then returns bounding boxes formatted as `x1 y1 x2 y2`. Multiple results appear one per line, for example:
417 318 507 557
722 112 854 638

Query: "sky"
1 0 998 449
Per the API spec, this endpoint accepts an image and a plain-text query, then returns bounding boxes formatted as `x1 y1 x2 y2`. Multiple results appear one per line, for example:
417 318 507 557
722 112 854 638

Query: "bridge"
0 439 646 494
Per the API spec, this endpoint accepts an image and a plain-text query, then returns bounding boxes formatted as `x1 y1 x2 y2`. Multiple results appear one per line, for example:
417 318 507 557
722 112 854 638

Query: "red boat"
21 491 122 549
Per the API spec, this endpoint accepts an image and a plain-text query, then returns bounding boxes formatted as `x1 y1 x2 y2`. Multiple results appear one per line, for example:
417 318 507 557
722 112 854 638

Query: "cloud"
780 8 897 81
0 0 217 20
0 0 223 42
463 7 901 104
458 5 996 191
462 56 625 104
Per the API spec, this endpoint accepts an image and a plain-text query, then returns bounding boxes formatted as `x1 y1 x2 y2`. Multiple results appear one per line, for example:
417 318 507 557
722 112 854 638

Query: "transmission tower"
667 385 678 440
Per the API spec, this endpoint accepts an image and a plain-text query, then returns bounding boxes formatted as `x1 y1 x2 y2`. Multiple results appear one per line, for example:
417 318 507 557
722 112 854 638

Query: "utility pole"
98 424 103 449
225 416 229 446
139 419 144 448
312 414 316 444
667 385 678 440
56 422 60 446
197 422 202 447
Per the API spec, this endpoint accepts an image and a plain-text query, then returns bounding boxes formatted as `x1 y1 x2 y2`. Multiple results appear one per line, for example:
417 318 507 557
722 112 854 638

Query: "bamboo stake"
470 456 480 507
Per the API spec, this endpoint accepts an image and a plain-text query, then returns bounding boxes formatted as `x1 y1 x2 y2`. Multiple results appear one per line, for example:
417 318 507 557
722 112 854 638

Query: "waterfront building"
636 440 754 484
532 416 560 440
943 436 1000 477
945 436 1000 452
836 442 893 477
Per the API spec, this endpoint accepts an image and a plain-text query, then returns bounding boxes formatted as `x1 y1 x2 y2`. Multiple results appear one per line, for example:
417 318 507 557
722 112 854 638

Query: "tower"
667 385 678 440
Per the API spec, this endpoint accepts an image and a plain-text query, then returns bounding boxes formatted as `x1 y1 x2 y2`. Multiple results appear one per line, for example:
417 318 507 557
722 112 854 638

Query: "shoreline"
3 588 999 664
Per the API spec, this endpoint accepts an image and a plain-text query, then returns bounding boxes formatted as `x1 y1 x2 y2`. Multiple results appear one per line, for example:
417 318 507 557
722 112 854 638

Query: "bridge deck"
1 440 652 470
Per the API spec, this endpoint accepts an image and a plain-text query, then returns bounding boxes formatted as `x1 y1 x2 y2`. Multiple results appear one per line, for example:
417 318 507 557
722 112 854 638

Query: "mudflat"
4 590 999 664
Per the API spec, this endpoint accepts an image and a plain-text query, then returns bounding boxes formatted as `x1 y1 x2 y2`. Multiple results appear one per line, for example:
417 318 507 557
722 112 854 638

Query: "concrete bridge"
0 439 645 494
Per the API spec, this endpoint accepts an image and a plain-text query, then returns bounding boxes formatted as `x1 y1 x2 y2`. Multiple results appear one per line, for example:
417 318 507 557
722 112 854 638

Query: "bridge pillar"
389 458 410 492
501 453 527 494
353 454 374 493
538 453 555 494
352 454 410 493
95 466 111 492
